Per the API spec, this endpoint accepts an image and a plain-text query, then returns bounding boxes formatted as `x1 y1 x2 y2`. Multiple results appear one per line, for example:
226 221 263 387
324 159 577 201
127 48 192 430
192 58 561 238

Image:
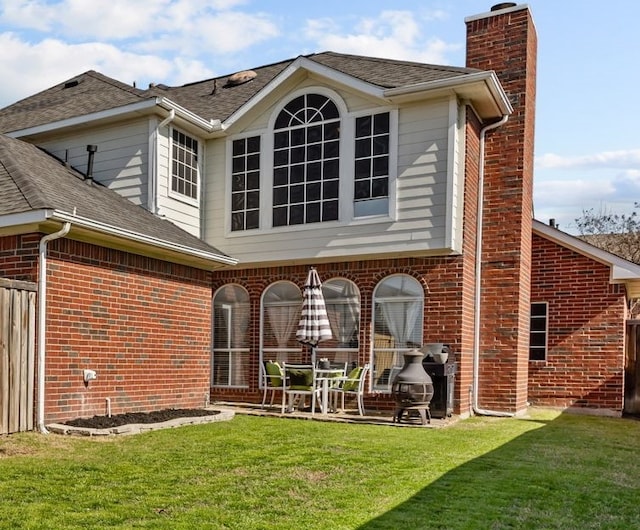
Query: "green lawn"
1 409 639 529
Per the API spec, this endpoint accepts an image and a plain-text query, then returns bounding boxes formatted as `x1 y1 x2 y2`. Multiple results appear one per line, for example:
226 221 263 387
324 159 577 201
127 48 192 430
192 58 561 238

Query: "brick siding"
0 233 213 424
529 234 626 412
466 6 537 412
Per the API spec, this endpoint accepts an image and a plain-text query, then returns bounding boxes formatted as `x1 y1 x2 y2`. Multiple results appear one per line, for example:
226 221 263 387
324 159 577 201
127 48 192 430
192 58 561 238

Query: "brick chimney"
465 3 537 412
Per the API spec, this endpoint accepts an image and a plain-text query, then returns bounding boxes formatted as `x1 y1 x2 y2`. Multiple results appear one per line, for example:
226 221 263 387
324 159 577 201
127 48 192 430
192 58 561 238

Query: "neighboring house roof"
0 134 235 269
533 219 640 298
0 52 489 135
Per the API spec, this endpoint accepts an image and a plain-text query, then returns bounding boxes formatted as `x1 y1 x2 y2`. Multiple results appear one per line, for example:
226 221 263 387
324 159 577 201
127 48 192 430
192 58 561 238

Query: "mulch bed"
64 409 220 429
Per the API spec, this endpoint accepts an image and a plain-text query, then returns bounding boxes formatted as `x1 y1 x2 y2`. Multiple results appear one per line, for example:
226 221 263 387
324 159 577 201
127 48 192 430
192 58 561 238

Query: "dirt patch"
64 409 220 429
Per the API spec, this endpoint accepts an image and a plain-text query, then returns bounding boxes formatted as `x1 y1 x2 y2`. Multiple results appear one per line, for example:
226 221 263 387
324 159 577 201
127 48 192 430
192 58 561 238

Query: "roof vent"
63 79 81 89
225 70 257 87
490 2 517 10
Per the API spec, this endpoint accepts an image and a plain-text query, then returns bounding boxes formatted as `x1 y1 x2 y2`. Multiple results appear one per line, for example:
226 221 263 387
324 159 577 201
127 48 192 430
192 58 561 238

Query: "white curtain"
266 303 300 361
379 300 422 349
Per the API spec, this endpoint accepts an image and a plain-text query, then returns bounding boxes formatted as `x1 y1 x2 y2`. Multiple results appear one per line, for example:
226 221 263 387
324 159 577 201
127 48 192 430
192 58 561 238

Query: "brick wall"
529 234 626 413
466 5 537 412
1 233 213 424
210 257 468 412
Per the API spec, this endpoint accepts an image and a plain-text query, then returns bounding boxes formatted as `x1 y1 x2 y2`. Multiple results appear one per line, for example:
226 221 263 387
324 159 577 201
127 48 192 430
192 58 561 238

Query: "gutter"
49 209 237 266
472 113 514 417
148 109 175 214
8 97 223 139
37 222 71 434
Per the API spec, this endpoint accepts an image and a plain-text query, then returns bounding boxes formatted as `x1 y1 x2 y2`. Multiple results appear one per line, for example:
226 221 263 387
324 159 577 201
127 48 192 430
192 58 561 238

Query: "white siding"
37 119 149 205
154 126 202 237
203 88 463 266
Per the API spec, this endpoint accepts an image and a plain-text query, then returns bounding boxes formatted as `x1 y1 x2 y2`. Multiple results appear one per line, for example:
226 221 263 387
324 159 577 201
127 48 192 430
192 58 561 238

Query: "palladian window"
272 94 340 227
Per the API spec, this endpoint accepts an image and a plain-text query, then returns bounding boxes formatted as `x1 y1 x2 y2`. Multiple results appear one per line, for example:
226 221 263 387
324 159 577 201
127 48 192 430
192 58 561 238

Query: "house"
1 3 639 432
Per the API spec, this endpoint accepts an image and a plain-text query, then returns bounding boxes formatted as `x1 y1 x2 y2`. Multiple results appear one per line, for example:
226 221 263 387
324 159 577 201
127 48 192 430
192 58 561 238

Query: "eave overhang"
533 219 640 299
0 209 237 271
6 97 223 141
384 71 513 119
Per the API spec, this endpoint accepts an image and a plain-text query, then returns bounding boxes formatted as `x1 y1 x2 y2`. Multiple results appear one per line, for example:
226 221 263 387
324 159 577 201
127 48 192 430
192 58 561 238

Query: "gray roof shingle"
0 52 480 132
0 133 230 260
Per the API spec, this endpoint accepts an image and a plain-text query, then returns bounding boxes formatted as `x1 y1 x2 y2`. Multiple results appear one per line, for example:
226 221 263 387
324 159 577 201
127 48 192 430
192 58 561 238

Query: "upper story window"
171 129 199 200
354 112 390 217
231 136 261 231
529 302 548 361
272 94 340 227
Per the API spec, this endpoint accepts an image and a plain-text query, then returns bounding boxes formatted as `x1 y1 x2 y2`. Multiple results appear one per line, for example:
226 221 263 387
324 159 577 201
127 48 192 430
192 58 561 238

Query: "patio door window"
261 281 303 365
318 278 360 368
212 285 250 387
371 274 424 392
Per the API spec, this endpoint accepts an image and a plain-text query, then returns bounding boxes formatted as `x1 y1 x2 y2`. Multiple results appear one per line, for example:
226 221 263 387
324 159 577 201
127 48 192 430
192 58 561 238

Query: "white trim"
224 56 387 129
0 208 236 265
7 99 160 138
444 96 459 250
384 71 512 118
167 126 201 207
464 3 530 23
51 209 236 265
533 219 640 294
7 97 222 139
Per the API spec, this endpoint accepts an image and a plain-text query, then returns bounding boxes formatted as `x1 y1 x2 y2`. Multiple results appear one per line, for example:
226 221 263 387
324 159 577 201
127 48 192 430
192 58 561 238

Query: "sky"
0 0 638 233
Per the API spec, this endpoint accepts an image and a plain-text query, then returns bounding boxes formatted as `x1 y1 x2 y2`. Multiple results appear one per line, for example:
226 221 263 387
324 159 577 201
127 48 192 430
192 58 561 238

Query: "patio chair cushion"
342 366 363 392
265 361 283 387
288 368 314 390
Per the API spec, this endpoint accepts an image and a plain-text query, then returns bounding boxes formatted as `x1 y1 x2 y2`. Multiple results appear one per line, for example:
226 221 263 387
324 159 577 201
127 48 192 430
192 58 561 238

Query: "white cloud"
304 10 460 64
536 149 640 170
0 33 205 104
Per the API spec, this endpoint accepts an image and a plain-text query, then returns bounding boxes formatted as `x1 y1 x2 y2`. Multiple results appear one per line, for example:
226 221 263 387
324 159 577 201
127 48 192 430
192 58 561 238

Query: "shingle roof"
0 71 153 133
0 52 480 132
153 52 478 123
0 133 230 260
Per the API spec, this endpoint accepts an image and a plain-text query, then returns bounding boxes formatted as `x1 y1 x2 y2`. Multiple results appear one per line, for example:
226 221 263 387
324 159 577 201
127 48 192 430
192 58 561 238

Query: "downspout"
37 222 71 433
149 109 175 214
472 113 514 417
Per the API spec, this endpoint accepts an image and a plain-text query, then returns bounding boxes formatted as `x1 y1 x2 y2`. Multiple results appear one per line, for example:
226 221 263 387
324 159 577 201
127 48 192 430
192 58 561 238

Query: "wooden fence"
0 279 37 435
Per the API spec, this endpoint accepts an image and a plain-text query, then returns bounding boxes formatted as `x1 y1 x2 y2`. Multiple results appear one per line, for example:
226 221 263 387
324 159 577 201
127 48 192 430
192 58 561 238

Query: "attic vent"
225 70 257 87
63 79 81 89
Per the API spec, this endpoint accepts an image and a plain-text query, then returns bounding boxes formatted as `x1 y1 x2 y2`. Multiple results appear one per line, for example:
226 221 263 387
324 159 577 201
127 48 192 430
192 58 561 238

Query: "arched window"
272 94 340 226
260 281 303 364
317 278 360 368
371 274 424 392
212 284 250 387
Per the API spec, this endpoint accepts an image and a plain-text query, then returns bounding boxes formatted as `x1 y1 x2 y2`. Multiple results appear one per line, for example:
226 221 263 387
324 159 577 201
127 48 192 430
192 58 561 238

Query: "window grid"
354 112 390 202
212 286 250 388
231 136 261 231
529 302 548 361
171 129 198 200
273 94 340 227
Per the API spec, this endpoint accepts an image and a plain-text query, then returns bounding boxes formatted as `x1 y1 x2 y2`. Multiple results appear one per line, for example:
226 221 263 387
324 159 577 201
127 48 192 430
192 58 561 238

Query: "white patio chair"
261 360 284 409
329 363 370 416
282 363 322 415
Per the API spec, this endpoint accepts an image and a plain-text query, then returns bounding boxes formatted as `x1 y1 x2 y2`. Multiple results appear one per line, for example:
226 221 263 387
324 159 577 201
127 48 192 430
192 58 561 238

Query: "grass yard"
0 408 639 529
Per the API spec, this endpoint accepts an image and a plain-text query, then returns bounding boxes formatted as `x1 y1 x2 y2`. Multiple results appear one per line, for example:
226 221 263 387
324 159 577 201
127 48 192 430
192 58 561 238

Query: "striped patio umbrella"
296 267 333 363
